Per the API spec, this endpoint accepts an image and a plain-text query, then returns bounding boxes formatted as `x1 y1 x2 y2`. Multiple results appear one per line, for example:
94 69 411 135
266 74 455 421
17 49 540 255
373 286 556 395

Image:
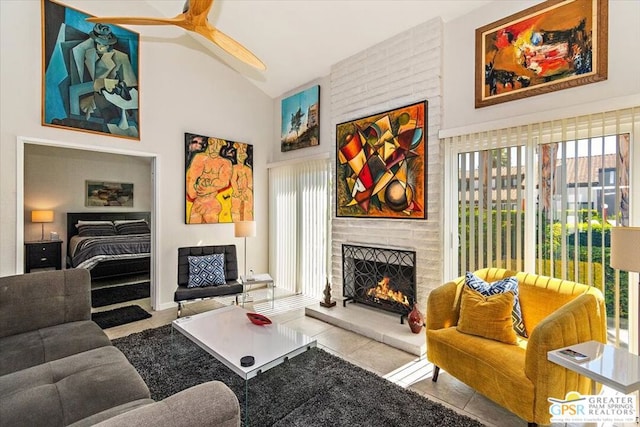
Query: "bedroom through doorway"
17 137 159 314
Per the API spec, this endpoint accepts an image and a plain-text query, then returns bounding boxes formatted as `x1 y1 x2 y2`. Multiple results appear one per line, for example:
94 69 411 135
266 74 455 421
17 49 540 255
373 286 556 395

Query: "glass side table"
236 273 275 309
548 340 640 395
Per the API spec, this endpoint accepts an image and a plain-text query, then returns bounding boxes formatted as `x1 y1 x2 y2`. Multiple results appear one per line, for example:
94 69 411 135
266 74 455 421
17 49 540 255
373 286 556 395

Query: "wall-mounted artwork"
281 85 320 152
86 181 134 207
475 0 608 108
42 0 140 139
336 101 427 220
185 133 254 224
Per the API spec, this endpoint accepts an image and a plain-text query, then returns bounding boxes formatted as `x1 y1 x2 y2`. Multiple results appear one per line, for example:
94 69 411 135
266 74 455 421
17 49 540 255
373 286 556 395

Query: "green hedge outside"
459 208 628 319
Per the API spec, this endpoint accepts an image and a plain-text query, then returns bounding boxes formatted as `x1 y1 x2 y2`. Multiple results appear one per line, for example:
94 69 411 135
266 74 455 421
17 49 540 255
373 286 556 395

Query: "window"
268 158 330 299
446 107 639 349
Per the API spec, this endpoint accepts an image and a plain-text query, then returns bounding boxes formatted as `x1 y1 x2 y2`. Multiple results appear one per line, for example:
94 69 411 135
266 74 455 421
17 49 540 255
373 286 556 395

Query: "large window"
268 158 330 299
447 108 639 349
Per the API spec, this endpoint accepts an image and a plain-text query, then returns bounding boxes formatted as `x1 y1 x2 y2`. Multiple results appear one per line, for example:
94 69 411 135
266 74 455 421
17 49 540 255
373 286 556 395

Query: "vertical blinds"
269 158 329 299
446 106 639 348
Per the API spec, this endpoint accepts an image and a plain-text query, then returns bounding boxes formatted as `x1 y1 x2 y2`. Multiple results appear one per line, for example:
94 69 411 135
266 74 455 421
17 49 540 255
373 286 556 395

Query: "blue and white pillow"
465 271 527 338
187 254 226 288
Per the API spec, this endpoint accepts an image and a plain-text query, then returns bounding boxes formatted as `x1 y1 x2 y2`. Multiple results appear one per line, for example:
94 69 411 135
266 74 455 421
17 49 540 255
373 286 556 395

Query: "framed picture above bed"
86 181 134 207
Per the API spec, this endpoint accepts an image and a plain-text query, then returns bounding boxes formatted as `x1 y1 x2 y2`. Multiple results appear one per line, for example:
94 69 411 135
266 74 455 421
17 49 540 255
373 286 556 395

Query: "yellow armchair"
426 268 606 426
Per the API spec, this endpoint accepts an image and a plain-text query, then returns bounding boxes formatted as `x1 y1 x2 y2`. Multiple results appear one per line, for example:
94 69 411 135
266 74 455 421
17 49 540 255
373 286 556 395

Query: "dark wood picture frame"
336 100 427 220
475 0 608 108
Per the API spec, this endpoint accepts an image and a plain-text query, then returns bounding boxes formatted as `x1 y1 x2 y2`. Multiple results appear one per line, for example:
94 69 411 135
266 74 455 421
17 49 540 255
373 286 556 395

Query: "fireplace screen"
342 244 416 321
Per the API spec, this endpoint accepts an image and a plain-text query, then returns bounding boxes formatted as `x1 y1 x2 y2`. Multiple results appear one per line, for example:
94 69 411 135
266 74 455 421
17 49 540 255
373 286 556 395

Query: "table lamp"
610 227 640 351
234 221 256 278
31 210 54 241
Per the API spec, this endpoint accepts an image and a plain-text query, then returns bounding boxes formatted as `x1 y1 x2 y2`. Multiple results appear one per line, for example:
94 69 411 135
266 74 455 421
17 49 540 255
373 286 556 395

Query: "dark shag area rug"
113 325 486 427
92 305 151 329
92 282 150 308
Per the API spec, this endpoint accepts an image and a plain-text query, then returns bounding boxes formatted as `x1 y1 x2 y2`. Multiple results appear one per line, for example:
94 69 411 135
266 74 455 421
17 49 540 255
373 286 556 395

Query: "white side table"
548 340 640 395
237 273 275 308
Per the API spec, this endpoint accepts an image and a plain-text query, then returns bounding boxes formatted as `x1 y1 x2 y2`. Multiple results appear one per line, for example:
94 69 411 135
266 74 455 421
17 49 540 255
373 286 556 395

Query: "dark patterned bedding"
69 234 150 270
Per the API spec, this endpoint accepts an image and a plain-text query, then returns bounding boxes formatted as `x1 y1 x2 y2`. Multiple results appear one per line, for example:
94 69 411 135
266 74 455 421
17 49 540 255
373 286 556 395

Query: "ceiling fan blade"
197 26 266 71
86 16 184 26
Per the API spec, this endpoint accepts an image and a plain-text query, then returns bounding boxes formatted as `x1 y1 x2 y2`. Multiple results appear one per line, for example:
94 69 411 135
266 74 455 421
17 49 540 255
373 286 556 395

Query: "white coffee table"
548 340 640 394
172 305 316 424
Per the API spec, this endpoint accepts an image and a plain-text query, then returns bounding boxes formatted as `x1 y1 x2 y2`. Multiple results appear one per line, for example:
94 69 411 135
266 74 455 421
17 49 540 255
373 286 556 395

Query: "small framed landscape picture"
281 85 320 152
86 181 134 207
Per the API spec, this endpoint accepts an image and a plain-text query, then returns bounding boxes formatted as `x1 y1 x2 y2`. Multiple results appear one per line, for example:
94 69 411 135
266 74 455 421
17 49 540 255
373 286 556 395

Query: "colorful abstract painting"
475 0 608 108
336 101 427 219
185 133 253 224
281 85 320 152
42 0 140 139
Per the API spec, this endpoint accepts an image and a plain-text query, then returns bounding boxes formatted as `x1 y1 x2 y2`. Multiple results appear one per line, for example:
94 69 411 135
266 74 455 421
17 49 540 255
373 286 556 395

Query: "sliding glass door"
268 158 330 299
447 108 639 349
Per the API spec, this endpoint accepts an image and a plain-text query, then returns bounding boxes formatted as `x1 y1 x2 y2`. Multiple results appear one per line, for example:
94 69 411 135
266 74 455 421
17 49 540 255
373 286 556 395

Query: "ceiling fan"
86 0 266 70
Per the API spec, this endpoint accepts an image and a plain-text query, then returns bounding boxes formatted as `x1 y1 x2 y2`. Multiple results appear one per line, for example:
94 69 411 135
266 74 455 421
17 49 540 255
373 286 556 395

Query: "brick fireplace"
342 244 416 322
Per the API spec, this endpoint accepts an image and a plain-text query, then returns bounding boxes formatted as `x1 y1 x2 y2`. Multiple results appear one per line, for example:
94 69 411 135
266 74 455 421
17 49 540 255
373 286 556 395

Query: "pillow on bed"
115 220 150 235
113 219 147 225
76 223 116 237
75 220 114 227
187 254 226 288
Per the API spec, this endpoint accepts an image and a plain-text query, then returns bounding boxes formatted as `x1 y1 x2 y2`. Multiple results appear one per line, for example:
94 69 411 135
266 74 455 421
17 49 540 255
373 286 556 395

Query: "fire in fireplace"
366 277 410 307
342 244 416 322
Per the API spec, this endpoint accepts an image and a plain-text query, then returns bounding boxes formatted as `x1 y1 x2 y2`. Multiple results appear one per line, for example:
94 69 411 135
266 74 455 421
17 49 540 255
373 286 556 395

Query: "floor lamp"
234 220 256 279
610 227 640 353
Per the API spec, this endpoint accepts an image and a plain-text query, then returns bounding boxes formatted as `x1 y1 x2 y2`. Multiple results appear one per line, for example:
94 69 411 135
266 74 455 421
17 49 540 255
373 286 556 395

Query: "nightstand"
25 240 63 273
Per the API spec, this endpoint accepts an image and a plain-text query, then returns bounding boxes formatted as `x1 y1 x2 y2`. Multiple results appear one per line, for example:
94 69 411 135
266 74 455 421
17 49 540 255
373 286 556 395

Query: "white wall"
24 145 152 255
443 0 640 131
0 1 273 309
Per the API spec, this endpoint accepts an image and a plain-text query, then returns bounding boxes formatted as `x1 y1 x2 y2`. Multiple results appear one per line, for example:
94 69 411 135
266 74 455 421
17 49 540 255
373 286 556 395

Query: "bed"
66 212 151 280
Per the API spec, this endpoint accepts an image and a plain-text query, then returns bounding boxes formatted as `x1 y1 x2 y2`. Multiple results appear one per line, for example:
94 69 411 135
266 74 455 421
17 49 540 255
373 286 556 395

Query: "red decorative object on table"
246 312 272 325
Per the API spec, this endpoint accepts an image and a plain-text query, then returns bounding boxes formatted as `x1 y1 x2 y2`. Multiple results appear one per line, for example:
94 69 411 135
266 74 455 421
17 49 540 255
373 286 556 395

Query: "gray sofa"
0 269 240 426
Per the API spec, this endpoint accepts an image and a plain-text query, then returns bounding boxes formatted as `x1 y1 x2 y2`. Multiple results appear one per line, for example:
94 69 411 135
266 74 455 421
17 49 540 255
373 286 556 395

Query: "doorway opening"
16 136 159 309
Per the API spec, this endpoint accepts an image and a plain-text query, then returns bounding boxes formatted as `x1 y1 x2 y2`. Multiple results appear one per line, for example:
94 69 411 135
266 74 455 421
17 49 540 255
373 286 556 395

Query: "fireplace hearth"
342 244 416 322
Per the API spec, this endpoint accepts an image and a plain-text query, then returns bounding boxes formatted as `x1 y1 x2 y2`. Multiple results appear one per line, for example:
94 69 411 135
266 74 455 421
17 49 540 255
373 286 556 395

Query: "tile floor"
100 289 636 427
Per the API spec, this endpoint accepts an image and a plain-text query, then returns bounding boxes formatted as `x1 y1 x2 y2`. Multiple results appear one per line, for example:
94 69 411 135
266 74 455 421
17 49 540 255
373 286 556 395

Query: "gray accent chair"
0 269 241 426
174 245 244 317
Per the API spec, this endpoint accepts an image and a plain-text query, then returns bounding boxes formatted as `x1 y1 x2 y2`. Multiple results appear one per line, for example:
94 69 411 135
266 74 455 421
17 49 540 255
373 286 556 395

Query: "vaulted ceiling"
85 0 492 98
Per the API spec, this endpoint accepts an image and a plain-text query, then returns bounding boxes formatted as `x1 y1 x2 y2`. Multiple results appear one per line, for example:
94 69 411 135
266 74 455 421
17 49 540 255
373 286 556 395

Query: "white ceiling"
95 1 493 98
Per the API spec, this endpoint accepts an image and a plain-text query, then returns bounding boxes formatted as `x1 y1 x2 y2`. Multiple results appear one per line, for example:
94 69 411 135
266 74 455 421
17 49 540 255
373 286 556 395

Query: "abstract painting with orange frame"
475 0 608 108
185 133 253 224
336 101 426 219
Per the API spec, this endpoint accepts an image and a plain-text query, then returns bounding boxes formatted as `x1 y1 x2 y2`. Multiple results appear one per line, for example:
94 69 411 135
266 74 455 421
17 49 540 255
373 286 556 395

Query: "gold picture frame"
475 0 608 108
42 0 141 139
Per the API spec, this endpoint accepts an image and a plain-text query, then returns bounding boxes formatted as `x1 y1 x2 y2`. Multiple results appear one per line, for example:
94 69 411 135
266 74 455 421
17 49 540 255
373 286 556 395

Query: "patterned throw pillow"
187 254 226 288
465 271 527 338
